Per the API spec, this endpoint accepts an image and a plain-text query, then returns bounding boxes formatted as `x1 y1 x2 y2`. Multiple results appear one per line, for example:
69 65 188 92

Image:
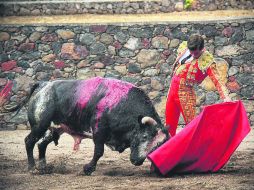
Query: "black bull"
10 77 169 175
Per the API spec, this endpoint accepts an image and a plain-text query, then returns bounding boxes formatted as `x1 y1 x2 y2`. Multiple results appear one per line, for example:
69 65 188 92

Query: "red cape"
148 100 251 175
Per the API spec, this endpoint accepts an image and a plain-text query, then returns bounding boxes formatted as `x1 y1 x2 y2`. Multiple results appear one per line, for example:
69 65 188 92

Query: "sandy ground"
0 10 254 25
0 128 253 190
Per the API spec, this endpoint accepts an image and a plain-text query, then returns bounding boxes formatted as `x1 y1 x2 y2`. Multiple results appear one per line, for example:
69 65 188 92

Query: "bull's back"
53 77 136 129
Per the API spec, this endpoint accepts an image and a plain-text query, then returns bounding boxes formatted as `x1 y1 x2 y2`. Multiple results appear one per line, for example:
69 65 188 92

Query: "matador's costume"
166 41 229 136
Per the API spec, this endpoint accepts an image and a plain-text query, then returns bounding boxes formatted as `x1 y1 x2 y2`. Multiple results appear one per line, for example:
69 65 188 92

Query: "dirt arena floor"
0 129 253 190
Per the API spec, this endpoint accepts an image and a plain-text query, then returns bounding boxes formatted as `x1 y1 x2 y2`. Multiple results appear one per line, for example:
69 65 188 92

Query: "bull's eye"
142 134 148 139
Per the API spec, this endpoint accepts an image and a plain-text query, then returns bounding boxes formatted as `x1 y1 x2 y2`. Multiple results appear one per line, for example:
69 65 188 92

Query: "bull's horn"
141 116 157 126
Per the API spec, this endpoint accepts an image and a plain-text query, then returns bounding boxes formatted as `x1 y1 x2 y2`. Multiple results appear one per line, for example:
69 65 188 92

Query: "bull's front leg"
83 142 104 175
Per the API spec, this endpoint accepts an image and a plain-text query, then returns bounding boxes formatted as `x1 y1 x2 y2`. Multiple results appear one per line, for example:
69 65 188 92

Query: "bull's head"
130 116 169 166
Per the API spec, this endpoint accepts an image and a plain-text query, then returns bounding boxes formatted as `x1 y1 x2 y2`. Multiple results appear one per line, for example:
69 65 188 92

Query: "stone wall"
1 0 254 16
0 20 254 130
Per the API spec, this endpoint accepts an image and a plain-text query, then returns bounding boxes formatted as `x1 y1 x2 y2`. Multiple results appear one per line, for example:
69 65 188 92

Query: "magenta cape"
148 100 251 175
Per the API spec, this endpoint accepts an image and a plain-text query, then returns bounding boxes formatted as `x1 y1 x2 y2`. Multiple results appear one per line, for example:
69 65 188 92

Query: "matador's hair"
187 34 204 51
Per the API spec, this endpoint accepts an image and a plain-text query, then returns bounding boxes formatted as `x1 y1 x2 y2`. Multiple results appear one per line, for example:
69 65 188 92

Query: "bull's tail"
4 82 40 116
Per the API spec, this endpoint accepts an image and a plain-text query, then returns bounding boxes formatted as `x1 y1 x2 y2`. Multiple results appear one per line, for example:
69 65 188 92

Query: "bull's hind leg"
25 131 38 170
38 127 63 169
25 123 51 171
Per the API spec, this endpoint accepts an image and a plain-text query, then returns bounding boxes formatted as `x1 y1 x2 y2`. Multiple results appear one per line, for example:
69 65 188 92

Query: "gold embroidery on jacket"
198 51 214 73
208 63 229 99
178 79 196 124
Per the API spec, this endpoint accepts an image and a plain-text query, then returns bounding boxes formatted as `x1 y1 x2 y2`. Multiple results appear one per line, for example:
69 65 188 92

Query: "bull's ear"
141 116 157 126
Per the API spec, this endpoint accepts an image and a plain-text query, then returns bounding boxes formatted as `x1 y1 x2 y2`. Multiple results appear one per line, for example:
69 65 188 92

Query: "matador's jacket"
166 41 229 136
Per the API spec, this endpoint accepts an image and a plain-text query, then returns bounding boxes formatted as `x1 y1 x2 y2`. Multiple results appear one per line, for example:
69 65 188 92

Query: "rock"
230 28 244 43
242 100 254 113
9 108 27 124
128 63 141 73
148 91 160 99
15 75 34 92
108 45 116 55
214 36 227 46
151 36 169 49
202 25 218 37
226 81 241 93
61 43 88 60
89 25 107 33
64 67 74 73
35 26 48 32
128 27 153 38
11 34 26 43
114 65 127 75
90 42 107 55
154 96 167 118
215 45 242 57
77 60 89 68
0 54 9 63
169 39 179 48
1 60 17 71
246 30 254 41
0 78 7 86
137 49 160 69
141 38 151 49
100 33 114 45
18 43 35 52
75 45 89 58
151 77 164 90
52 69 63 79
56 29 75 40
143 69 158 77
237 74 254 86
0 32 10 41
79 33 96 45
51 42 62 54
41 33 58 42
17 60 30 68
240 85 254 99
42 54 56 63
208 3 217 10
25 68 34 77
114 31 129 43
175 2 184 11
228 66 239 76
35 72 51 80
54 60 65 69
205 91 219 105
38 44 51 52
93 61 105 69
124 37 141 50
196 89 206 106
222 27 234 37
100 55 115 66
119 49 135 58
77 68 96 79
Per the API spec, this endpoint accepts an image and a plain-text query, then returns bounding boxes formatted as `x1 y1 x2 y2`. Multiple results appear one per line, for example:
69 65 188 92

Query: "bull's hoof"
28 164 36 171
83 164 95 176
38 159 46 169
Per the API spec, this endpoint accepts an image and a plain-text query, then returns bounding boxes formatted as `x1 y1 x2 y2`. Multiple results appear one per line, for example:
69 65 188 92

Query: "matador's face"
189 48 204 59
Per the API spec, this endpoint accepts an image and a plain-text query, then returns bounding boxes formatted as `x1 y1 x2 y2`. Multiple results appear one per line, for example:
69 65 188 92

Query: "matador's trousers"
165 76 196 136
